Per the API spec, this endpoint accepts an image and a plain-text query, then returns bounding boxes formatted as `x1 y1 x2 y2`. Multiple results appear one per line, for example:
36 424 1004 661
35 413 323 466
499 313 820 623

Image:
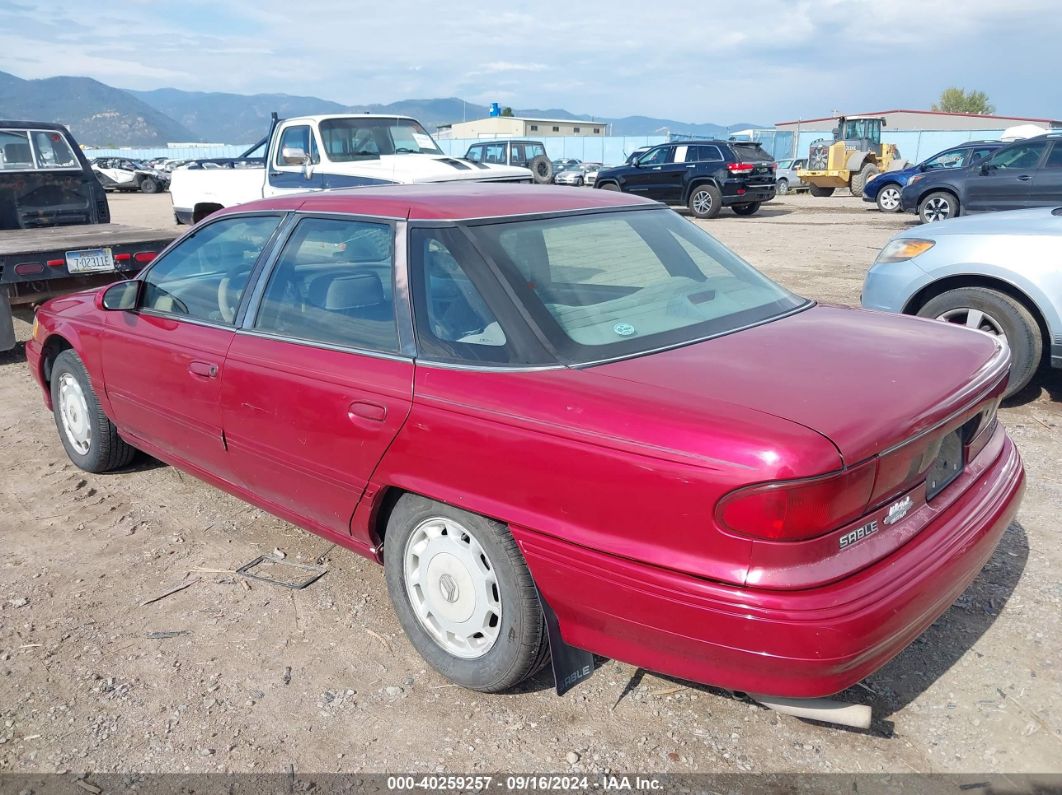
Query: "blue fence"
83 145 252 161
84 128 1009 168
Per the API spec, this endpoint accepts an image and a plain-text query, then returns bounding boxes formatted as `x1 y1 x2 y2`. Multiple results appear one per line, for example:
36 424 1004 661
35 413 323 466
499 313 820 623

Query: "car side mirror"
980 162 992 175
280 146 309 166
100 280 141 311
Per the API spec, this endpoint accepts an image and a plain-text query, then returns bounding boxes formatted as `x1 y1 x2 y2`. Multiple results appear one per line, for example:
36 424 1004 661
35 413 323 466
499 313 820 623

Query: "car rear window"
730 143 772 162
471 208 805 364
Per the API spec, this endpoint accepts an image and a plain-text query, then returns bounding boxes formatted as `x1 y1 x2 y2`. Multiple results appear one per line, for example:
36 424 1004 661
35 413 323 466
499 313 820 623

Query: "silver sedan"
862 207 1062 398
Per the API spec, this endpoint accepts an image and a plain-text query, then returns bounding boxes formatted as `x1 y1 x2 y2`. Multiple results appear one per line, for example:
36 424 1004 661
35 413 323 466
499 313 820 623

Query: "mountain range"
1 69 760 146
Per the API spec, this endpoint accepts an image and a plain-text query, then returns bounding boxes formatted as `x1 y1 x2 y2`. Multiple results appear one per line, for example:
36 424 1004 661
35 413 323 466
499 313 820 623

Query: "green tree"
932 87 995 115
500 106 514 117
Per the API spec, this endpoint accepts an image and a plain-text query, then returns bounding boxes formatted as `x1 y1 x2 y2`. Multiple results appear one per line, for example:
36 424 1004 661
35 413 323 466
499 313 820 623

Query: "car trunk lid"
590 304 1010 588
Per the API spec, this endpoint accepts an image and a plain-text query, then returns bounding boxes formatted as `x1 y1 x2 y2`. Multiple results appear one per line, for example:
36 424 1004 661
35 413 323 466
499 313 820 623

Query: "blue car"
863 140 1002 213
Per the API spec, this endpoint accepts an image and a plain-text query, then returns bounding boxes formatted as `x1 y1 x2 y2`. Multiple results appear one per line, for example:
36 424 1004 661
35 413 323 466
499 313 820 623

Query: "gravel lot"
1 192 1060 777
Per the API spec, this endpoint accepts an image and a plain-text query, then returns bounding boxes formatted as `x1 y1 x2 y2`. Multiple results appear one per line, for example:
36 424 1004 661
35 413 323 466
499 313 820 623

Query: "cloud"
1 0 1059 123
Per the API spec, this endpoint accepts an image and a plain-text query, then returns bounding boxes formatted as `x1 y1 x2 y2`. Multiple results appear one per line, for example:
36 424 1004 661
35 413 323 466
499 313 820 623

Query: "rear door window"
1043 143 1062 169
254 217 398 353
689 145 723 162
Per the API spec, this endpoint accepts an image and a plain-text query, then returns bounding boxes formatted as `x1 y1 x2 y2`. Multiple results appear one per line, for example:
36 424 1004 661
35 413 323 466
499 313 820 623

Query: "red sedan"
26 184 1023 710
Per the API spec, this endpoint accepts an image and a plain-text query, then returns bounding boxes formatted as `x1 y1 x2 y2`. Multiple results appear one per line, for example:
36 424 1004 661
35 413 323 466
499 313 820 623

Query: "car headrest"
309 272 385 311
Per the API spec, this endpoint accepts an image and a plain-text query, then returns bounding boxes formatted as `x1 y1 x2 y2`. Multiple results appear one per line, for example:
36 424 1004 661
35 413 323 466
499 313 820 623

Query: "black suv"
901 133 1062 223
594 140 776 218
1 120 109 230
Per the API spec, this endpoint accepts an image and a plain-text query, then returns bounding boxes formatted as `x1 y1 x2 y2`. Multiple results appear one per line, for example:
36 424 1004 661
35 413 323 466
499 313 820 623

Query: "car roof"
0 120 73 132
221 183 657 221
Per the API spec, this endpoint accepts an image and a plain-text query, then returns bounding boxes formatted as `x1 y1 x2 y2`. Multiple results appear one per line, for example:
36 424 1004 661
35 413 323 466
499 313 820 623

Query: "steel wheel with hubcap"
403 516 502 659
384 494 550 691
917 286 1042 398
57 373 92 456
876 184 902 212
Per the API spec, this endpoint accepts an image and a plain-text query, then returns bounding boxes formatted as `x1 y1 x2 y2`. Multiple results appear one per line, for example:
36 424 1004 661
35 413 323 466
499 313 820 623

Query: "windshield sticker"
613 323 636 337
412 133 434 149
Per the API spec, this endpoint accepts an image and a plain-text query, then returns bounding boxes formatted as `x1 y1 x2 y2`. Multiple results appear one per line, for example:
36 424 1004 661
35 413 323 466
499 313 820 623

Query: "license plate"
66 248 115 274
926 429 964 501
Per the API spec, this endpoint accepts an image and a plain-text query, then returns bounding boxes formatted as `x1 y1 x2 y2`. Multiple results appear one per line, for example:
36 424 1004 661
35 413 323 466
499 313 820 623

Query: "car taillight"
717 463 876 542
134 251 156 264
727 162 756 174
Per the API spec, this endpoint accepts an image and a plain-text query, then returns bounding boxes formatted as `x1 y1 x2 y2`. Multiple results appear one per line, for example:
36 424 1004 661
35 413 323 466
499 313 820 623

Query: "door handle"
1017 175 1032 181
188 361 218 379
348 400 387 423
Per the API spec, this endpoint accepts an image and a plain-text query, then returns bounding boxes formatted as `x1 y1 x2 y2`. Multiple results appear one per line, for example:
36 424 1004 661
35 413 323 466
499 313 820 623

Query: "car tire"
688 184 722 219
808 185 835 197
918 191 959 224
598 182 620 191
875 183 903 213
139 177 159 194
50 350 136 473
528 155 553 185
850 163 879 198
731 202 761 216
917 287 1042 398
383 494 551 692
776 178 789 195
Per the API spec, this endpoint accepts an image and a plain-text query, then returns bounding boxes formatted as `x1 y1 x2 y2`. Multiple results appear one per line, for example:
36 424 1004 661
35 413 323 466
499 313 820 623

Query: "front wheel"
731 202 761 216
687 184 722 219
875 183 903 212
917 287 1042 398
918 191 959 224
808 184 835 197
50 350 136 472
597 182 620 191
384 494 550 692
139 177 159 194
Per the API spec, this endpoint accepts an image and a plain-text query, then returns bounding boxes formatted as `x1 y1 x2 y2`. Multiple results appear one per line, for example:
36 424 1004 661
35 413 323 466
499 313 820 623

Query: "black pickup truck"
1 120 177 351
594 140 777 219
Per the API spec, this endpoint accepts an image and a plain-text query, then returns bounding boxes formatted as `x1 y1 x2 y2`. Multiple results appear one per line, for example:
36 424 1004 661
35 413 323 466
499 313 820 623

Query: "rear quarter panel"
372 365 842 585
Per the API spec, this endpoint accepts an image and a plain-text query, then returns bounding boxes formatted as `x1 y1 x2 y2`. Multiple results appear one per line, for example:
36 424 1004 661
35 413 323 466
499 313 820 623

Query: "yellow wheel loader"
797 116 905 198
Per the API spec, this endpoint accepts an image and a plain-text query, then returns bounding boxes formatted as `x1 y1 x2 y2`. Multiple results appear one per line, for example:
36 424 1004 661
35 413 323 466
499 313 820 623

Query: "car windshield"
471 208 806 364
318 118 443 160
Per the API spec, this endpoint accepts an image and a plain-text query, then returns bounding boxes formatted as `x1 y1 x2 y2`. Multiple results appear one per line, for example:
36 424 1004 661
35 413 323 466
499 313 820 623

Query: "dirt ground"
1 192 1060 777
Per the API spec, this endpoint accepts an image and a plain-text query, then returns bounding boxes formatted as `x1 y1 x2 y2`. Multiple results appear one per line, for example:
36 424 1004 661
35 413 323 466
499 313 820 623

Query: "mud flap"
0 287 16 352
537 590 595 695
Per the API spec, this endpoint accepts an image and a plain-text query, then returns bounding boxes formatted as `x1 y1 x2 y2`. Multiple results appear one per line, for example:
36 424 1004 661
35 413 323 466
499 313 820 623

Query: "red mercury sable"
26 184 1023 712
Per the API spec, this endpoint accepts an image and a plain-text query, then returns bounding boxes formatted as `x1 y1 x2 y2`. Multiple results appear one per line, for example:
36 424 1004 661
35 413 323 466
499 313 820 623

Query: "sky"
1 0 1060 124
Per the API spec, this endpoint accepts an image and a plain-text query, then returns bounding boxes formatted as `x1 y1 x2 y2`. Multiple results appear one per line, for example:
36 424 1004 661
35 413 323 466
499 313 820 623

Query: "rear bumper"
517 431 1023 698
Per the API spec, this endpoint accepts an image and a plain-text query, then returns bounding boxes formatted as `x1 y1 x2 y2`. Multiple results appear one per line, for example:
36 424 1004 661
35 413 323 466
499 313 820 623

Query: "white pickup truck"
170 113 534 224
